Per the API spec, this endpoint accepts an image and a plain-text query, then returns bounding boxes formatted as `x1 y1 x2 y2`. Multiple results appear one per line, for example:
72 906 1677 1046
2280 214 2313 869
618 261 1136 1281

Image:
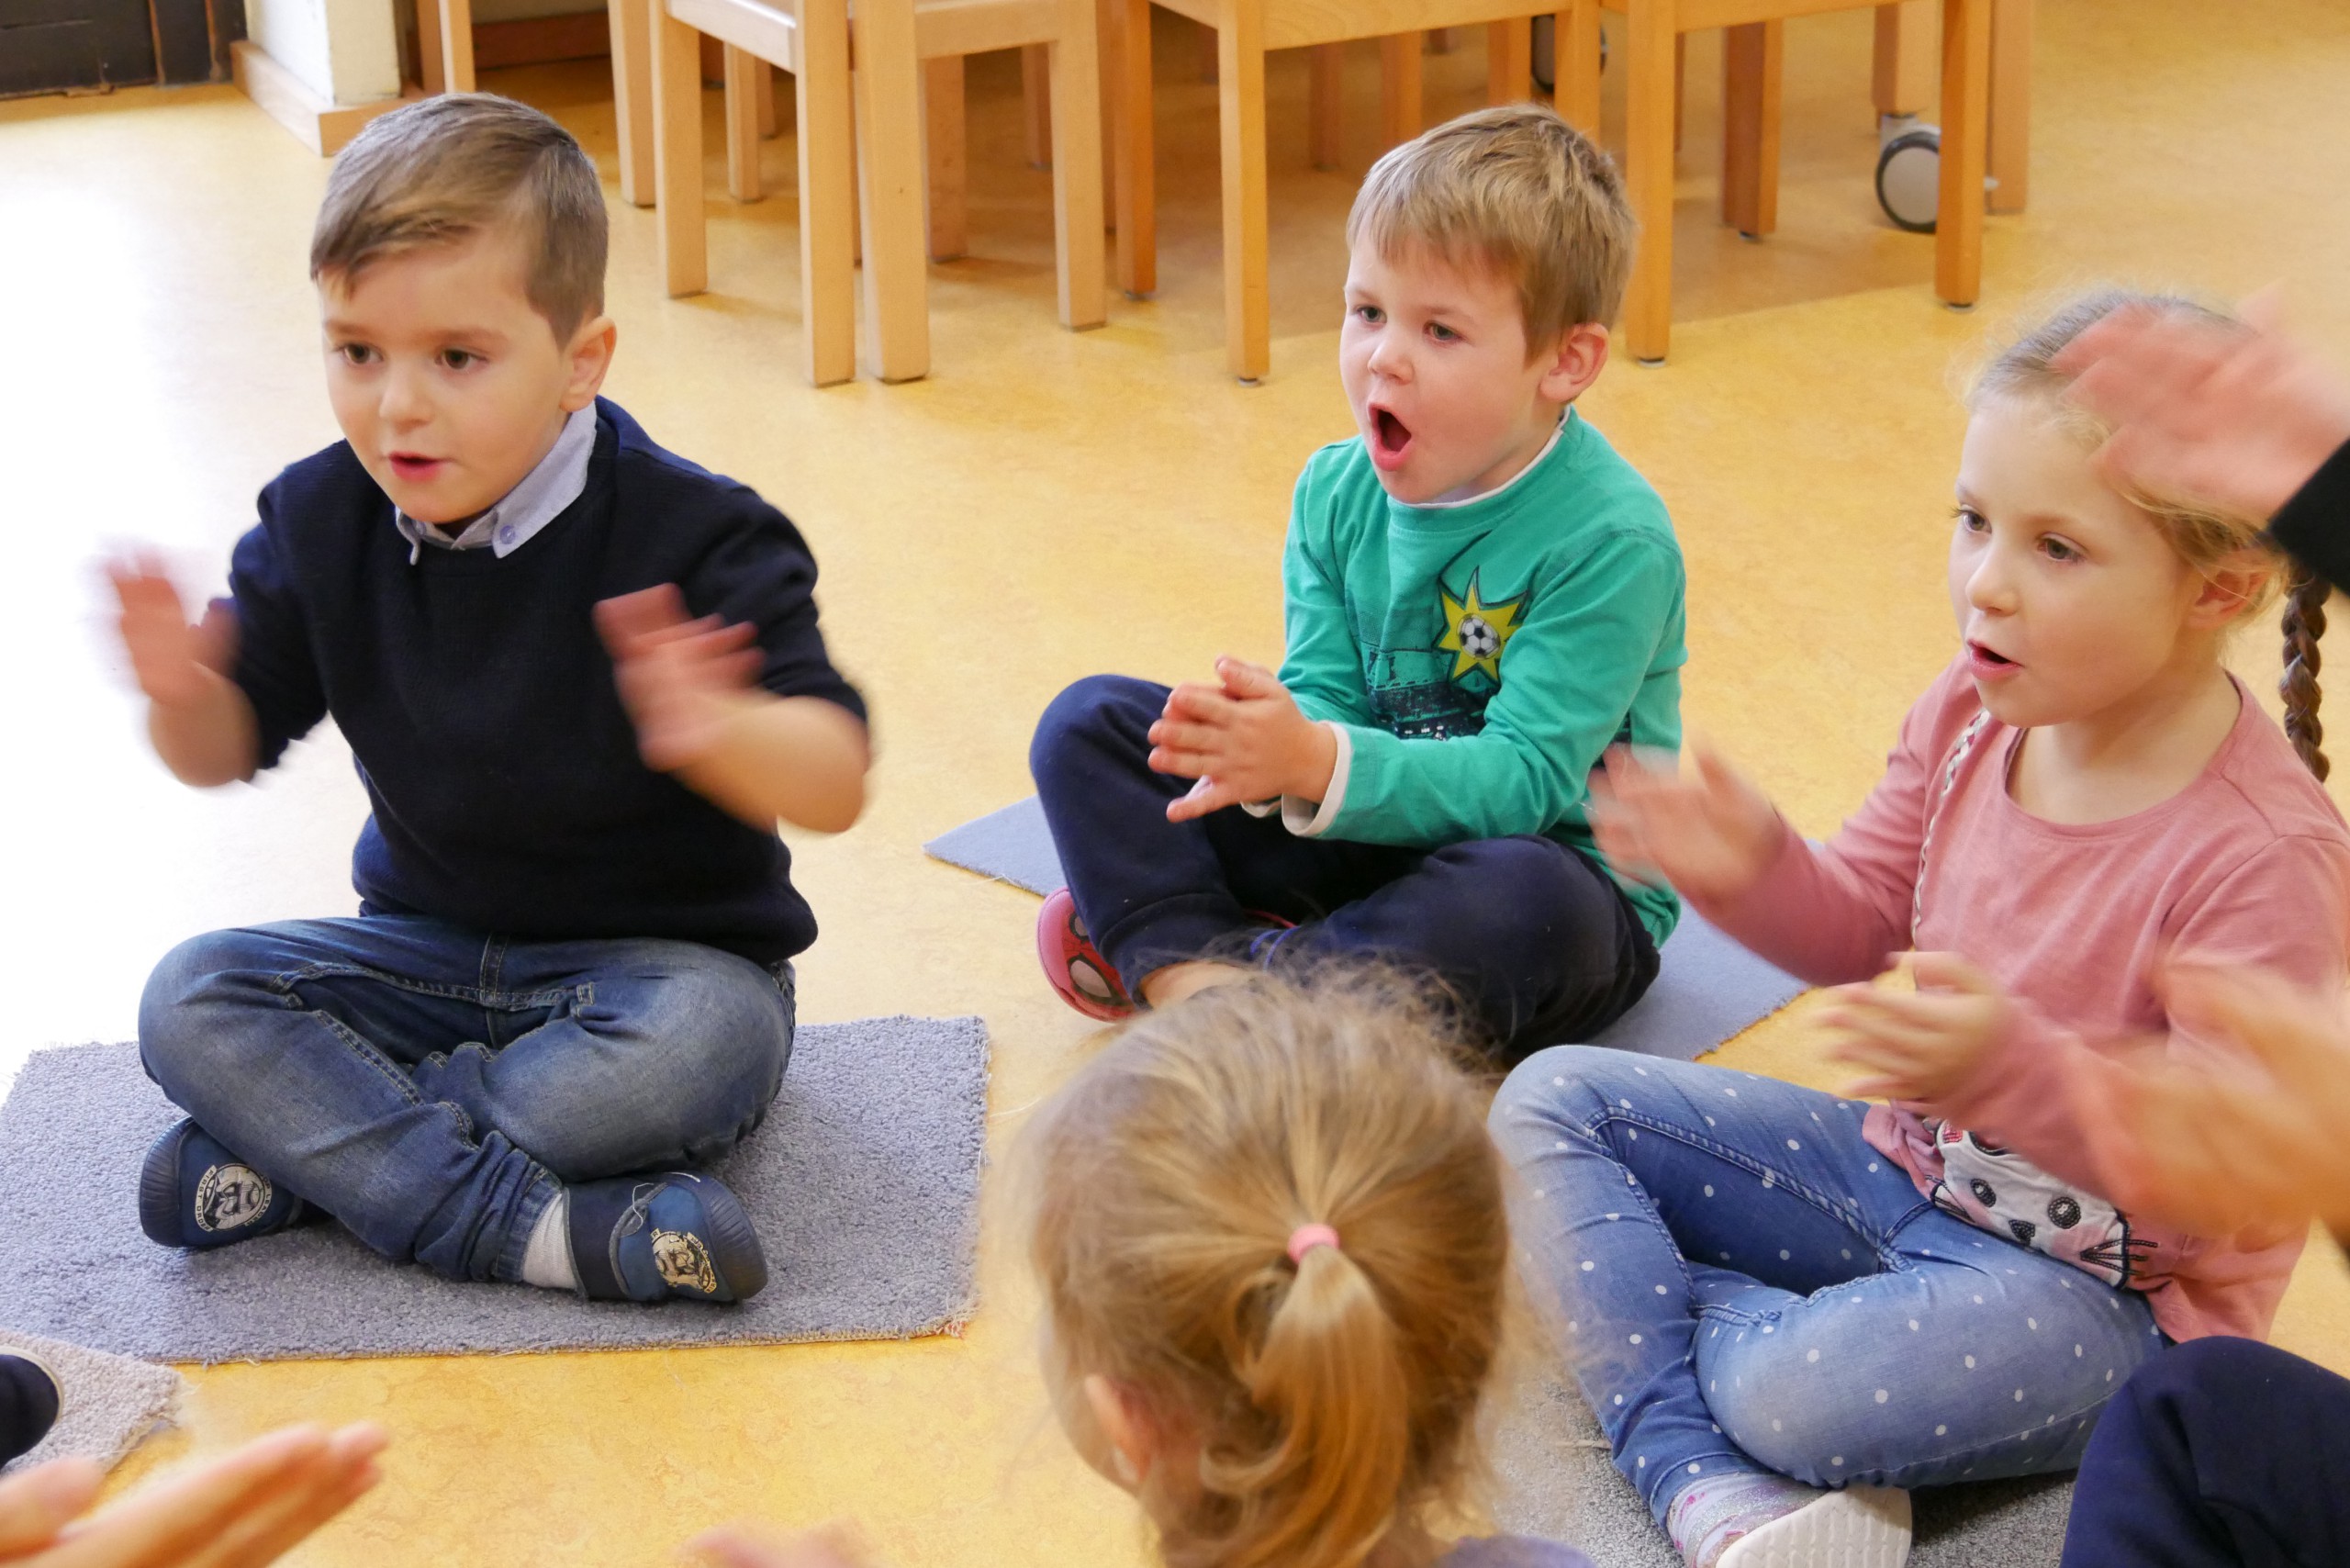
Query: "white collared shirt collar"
396 403 599 566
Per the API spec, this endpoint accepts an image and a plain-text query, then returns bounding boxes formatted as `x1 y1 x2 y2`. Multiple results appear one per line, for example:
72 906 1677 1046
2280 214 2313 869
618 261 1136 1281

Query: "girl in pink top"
1487 291 2350 1568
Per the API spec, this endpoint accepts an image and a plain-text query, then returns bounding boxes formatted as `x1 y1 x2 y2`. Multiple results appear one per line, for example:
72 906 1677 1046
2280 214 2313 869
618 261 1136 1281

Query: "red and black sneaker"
1036 888 1136 1021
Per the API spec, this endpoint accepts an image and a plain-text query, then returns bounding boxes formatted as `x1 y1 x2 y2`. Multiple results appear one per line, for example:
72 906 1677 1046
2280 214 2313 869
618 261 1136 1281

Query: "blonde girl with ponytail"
689 969 1597 1568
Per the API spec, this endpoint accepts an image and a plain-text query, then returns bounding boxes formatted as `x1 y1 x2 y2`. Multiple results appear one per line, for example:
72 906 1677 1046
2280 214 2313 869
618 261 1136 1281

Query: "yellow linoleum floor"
6 2 2350 1561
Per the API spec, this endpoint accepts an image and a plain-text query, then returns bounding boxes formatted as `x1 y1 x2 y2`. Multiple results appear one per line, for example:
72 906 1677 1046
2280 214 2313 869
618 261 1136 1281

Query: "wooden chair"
1111 5 1584 384
622 0 1104 386
1869 0 2030 213
1557 0 1994 364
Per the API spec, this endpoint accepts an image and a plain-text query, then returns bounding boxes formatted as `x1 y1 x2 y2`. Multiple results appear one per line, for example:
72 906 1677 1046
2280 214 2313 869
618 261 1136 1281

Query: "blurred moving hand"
0 1423 384 1568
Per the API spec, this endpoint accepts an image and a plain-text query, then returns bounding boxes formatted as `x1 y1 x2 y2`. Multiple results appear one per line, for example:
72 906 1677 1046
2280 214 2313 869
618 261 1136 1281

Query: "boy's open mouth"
1966 640 2021 678
1369 407 1415 471
388 454 446 482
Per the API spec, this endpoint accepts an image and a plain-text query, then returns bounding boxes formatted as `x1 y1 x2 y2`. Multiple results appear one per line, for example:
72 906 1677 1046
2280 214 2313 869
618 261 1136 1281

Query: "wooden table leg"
1309 43 1343 169
1987 0 2031 212
1378 32 1423 151
758 61 778 137
1113 0 1156 297
1487 18 1532 106
1721 18 1780 239
854 0 930 381
610 0 655 205
923 55 967 262
1622 0 1677 363
417 0 445 93
1873 0 1933 117
798 0 856 385
1023 42 1053 166
1935 0 1989 308
724 44 765 202
1048 0 1109 329
438 0 476 93
1555 2 1601 134
1218 0 1270 382
650 5 706 297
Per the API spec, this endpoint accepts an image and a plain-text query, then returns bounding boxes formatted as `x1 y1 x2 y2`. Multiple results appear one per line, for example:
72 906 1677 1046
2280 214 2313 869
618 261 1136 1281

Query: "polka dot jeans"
1490 1046 2165 1529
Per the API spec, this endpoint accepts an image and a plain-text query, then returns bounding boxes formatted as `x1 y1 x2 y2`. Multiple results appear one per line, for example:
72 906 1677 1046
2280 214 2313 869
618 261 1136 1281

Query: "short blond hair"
1019 969 1509 1568
311 93 607 341
1348 104 1636 349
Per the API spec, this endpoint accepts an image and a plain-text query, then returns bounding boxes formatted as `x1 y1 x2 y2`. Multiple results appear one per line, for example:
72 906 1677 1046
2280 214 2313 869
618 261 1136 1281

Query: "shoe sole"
1035 890 1134 1022
1718 1486 1911 1568
137 1120 194 1248
688 1176 770 1303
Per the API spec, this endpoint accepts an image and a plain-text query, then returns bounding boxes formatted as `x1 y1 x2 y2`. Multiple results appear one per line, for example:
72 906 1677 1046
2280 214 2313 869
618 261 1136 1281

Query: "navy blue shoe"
139 1119 308 1249
567 1172 767 1305
0 1352 60 1466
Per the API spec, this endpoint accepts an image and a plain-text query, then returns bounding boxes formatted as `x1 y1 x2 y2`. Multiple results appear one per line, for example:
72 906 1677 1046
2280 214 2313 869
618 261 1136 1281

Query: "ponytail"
2282 566 2328 781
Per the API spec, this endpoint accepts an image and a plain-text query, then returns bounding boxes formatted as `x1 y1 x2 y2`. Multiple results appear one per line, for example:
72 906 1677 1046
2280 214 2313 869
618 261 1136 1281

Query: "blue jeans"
1490 1047 2165 1528
138 914 794 1283
1031 675 1658 1058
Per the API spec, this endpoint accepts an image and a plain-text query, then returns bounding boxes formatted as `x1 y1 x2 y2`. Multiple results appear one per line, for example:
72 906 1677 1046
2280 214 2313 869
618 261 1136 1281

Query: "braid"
2282 568 2329 781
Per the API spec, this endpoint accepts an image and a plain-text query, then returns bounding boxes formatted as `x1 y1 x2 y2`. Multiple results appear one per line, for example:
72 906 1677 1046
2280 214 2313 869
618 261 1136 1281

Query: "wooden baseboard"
232 39 415 154
473 9 611 69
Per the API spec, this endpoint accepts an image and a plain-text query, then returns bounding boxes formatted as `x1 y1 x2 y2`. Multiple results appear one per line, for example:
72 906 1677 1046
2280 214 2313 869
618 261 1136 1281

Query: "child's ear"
1535 321 1611 406
1081 1374 1157 1492
560 314 620 413
2186 555 2271 629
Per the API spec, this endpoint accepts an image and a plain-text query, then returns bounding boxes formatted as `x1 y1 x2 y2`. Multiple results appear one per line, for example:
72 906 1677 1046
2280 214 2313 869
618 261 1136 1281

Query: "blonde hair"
1021 969 1509 1568
1348 104 1636 351
1971 288 2329 778
310 94 607 341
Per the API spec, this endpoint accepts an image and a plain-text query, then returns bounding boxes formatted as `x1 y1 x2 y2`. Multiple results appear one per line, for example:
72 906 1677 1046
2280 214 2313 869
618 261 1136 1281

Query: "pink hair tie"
1286 1224 1341 1264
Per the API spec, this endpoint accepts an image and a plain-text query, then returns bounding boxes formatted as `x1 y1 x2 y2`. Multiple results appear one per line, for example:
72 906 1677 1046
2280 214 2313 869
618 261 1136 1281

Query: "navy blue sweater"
227 398 865 965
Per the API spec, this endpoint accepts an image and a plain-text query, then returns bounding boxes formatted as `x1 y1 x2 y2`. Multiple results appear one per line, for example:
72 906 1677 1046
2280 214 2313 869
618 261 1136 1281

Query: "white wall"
249 0 402 106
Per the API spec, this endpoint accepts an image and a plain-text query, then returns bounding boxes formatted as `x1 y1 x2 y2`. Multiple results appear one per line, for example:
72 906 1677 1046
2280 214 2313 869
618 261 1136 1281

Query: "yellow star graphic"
1438 572 1527 683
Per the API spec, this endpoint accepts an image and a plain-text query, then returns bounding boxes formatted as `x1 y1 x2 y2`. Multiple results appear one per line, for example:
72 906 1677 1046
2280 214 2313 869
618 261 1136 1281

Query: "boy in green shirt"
1030 106 1685 1059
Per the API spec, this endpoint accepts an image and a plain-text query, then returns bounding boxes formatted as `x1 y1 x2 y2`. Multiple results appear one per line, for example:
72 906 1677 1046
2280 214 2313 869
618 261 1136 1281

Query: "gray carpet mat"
925 796 1805 1061
0 1329 184 1475
1488 1371 2072 1566
0 1017 989 1364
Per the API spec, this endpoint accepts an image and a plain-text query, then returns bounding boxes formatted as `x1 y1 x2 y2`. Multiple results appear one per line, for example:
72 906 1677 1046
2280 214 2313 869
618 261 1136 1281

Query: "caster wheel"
1875 125 1942 233
1530 15 1604 95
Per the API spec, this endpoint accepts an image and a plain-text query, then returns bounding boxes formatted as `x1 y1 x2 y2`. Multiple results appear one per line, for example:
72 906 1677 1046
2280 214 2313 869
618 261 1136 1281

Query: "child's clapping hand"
595 584 764 773
1148 657 1338 823
106 554 237 711
1586 744 1785 902
1820 953 2013 1103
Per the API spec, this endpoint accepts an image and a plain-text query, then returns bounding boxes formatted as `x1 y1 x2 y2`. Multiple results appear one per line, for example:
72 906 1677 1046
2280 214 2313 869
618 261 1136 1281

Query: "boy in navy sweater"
106 95 869 1305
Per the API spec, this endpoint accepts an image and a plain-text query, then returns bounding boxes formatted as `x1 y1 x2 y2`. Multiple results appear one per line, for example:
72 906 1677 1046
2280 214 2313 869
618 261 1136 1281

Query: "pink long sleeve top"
1700 656 2350 1342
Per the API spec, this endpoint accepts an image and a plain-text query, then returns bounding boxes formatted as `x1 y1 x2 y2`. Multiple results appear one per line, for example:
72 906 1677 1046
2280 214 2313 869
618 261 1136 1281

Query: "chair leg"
853 0 930 381
1987 0 2031 212
1622 0 1677 363
724 45 765 202
438 0 476 93
1309 43 1343 170
1048 0 1109 330
1218 1 1270 382
1873 0 1934 117
1113 0 1156 297
610 0 656 205
923 56 968 262
797 0 856 385
1378 32 1422 151
759 61 778 137
1554 2 1601 133
1427 27 1456 53
1487 18 1532 106
1023 42 1053 167
1721 19 1780 239
417 0 445 93
1935 0 1990 308
650 6 707 297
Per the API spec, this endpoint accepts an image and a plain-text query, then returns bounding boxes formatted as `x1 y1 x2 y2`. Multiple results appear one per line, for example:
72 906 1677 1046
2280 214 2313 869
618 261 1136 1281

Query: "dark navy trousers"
2061 1337 2350 1568
1030 674 1657 1061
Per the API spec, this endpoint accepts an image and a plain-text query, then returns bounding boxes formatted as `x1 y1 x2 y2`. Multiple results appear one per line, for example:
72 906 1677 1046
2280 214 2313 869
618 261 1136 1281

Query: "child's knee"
1430 838 1614 965
1491 1044 1641 1148
137 928 272 1083
1030 673 1156 776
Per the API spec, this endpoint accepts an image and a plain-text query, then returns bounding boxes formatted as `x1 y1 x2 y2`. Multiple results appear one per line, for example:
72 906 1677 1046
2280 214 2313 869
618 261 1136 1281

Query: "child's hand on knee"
1820 951 2011 1103
1587 743 1784 902
1148 657 1337 823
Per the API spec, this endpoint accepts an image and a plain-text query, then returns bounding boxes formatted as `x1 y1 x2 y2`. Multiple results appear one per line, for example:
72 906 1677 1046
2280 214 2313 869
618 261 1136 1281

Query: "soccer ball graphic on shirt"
1457 614 1502 663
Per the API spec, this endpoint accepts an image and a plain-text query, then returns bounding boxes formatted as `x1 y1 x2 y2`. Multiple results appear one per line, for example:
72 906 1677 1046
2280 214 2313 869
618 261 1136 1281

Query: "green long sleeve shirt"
1277 412 1686 947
